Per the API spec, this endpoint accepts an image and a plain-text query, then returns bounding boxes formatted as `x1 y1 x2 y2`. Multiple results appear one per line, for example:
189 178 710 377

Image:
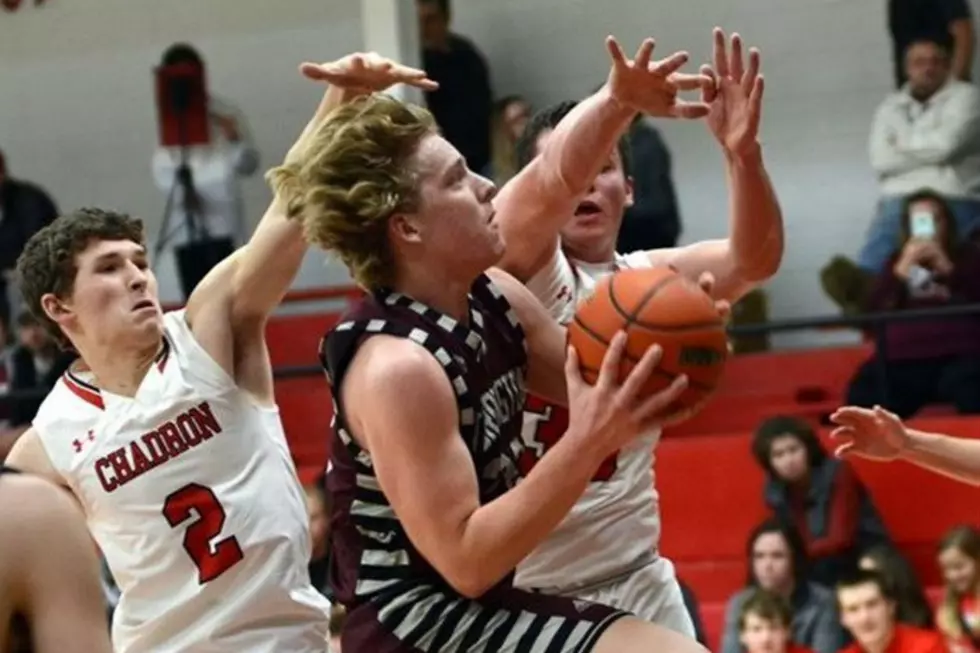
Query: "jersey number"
519 395 619 482
162 483 244 584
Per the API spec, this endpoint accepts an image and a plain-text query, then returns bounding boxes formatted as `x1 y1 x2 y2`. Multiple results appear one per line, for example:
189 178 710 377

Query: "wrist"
562 423 615 467
597 83 639 123
900 429 932 460
724 143 763 168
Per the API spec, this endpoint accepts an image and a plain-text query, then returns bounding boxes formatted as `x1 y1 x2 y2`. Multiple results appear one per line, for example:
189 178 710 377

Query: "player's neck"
562 240 616 266
80 339 163 398
393 267 474 323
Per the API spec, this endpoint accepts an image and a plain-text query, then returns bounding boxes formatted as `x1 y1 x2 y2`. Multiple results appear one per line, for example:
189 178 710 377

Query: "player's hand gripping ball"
568 267 729 417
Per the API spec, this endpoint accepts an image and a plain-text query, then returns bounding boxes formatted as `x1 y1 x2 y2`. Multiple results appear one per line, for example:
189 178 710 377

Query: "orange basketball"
567 266 729 416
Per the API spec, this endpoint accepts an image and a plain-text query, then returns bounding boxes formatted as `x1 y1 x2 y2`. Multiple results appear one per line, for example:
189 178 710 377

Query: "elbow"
443 565 495 599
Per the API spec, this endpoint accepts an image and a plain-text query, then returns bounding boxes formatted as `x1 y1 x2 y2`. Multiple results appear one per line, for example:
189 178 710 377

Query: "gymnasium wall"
3 0 980 339
0 0 362 301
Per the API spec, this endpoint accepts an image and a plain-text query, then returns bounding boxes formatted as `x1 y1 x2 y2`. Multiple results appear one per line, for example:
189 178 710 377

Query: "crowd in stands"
3 1 980 652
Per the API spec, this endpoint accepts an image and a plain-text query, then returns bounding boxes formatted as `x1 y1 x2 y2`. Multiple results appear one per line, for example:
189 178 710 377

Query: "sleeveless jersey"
515 247 663 591
32 311 329 653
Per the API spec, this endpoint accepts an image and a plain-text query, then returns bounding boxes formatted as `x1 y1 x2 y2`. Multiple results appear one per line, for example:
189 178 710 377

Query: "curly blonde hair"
268 94 436 290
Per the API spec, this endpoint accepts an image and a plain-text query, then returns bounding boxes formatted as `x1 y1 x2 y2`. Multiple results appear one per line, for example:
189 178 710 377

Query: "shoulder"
0 473 78 537
807 581 835 602
944 81 980 105
726 587 752 611
345 334 449 400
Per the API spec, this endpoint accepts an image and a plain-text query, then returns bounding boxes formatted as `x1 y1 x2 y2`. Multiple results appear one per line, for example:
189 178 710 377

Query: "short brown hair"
16 208 145 349
739 588 793 631
268 94 436 291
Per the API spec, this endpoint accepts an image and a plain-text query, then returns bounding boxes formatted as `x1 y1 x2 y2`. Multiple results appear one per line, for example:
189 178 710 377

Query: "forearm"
724 148 784 285
901 430 980 486
951 20 975 80
497 85 634 278
457 430 603 595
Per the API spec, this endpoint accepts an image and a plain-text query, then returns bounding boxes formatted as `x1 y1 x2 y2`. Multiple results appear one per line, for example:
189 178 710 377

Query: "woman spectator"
487 95 530 185
720 519 846 653
753 416 891 587
847 189 980 417
859 544 934 628
936 525 980 653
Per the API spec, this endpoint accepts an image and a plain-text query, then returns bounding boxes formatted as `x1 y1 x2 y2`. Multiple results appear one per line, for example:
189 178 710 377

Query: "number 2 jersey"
31 310 330 653
515 248 664 591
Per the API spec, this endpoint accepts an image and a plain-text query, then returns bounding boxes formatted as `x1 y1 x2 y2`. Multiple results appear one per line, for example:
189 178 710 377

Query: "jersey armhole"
163 309 238 393
524 244 577 321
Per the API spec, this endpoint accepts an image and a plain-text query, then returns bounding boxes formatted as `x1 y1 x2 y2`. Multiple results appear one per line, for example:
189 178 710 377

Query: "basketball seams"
608 271 680 324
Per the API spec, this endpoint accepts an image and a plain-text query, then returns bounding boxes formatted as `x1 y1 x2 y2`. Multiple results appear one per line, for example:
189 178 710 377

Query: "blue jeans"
857 197 980 272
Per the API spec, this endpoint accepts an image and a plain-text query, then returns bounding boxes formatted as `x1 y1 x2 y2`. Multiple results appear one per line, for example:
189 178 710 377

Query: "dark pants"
846 355 980 418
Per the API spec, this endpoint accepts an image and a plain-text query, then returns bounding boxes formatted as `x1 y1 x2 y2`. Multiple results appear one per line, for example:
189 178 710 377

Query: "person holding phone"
845 188 980 417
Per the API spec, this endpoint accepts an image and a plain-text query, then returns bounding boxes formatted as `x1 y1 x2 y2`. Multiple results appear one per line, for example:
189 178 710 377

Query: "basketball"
567 266 729 415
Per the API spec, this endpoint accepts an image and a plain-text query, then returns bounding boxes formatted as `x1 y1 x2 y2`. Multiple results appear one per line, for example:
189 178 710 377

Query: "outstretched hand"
299 52 438 94
700 28 764 157
605 36 712 119
829 405 911 461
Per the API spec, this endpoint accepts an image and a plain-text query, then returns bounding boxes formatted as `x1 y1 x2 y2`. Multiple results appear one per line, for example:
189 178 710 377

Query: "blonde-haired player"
5 54 436 653
496 28 783 632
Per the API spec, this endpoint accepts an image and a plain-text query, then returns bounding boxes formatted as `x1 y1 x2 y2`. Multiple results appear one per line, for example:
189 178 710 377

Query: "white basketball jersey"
515 247 663 591
33 311 329 653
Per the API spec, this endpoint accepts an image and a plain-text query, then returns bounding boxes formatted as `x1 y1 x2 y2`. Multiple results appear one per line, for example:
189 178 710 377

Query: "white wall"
0 0 362 302
3 0 979 341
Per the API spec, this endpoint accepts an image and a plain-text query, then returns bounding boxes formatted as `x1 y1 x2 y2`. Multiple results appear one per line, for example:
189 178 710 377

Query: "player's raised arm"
495 36 710 282
342 320 684 598
184 54 436 396
1 474 112 653
647 28 783 302
831 406 980 486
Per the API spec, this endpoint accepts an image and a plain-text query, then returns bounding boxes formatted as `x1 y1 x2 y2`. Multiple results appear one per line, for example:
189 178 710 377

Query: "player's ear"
40 293 74 326
389 211 424 245
623 175 635 209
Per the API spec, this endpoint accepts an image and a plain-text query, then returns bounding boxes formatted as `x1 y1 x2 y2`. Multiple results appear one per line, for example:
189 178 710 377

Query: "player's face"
47 239 163 352
394 134 502 280
838 583 895 649
768 435 808 483
752 533 793 592
739 614 790 653
535 129 633 262
939 545 979 595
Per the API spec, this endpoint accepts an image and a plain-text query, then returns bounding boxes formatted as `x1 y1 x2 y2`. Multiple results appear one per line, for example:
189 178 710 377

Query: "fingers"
564 344 585 391
729 33 745 80
650 51 688 78
872 405 904 430
833 441 855 459
670 101 711 119
829 405 875 425
699 64 718 103
618 344 663 402
715 300 732 322
634 38 656 70
748 75 764 136
667 72 712 92
697 271 716 295
597 331 628 389
712 27 729 78
634 374 689 423
742 47 761 92
606 36 629 67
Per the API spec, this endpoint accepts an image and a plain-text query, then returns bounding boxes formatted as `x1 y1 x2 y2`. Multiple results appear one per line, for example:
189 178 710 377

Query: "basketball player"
0 468 112 653
493 28 783 631
4 53 437 653
276 34 715 653
831 405 980 485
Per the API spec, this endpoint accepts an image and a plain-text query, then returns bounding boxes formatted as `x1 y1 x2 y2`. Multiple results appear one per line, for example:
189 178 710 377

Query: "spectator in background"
738 588 816 653
152 43 260 248
721 519 845 653
836 570 947 653
1 311 75 457
416 0 493 173
862 36 980 273
752 416 891 587
0 148 58 323
859 545 934 629
936 525 980 653
617 115 683 252
488 95 531 185
889 0 973 87
847 190 980 417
